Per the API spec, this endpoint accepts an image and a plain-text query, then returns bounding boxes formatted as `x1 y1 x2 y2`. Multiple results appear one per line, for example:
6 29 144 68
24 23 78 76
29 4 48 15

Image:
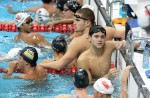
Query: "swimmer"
137 4 150 34
77 25 124 83
41 36 75 68
0 48 22 62
55 68 92 98
5 0 57 15
93 78 114 98
14 12 51 48
3 46 46 80
46 0 82 40
39 8 126 72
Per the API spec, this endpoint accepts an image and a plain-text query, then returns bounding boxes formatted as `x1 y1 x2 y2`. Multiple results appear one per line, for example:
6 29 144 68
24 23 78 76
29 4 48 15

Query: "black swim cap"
51 36 67 52
66 0 82 13
19 46 38 67
73 68 89 88
56 0 68 11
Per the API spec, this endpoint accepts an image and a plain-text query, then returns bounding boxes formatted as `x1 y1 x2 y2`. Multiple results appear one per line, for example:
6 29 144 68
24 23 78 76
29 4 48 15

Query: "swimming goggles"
24 18 33 24
74 14 88 20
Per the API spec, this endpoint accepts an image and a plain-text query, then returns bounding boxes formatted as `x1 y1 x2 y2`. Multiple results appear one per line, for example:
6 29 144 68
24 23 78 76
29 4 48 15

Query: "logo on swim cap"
73 68 89 88
56 0 68 11
93 78 114 94
66 0 82 13
35 8 50 24
19 46 38 67
14 12 30 27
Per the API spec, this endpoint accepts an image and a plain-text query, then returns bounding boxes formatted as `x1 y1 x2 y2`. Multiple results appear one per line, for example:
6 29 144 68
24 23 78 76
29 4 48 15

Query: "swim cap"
35 8 50 24
19 46 38 67
51 36 67 52
73 68 89 88
93 78 114 94
66 0 82 13
82 4 95 12
137 8 150 29
14 12 30 27
7 48 22 58
56 0 68 11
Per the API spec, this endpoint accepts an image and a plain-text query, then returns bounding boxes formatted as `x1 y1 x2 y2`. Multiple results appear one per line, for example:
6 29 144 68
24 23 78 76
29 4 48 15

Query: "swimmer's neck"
89 45 103 57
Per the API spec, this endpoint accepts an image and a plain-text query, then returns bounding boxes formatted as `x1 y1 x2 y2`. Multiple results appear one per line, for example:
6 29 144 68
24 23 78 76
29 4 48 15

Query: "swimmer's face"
63 4 73 19
93 88 104 97
90 32 106 48
73 13 88 32
18 56 26 69
21 17 33 33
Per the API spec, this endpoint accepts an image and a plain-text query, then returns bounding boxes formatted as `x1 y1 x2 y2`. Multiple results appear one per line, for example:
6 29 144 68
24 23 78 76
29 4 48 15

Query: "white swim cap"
14 12 30 27
35 8 50 24
93 78 114 94
82 4 95 12
137 8 150 28
7 48 22 58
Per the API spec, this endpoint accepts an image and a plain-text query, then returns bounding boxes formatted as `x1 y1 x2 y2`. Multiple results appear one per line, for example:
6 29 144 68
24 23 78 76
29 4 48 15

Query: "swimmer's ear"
85 20 91 27
88 35 91 43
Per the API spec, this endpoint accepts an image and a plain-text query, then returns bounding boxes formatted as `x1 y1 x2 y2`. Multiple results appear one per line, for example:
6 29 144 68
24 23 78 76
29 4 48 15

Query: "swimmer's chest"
89 56 111 78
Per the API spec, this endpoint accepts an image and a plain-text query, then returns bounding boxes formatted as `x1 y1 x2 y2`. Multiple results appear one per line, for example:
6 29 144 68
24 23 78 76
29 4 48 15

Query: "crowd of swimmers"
0 0 150 98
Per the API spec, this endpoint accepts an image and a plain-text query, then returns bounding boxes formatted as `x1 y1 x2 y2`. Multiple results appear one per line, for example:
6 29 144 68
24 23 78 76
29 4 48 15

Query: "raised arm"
105 26 125 40
5 5 41 14
46 19 74 28
120 65 133 98
3 61 18 78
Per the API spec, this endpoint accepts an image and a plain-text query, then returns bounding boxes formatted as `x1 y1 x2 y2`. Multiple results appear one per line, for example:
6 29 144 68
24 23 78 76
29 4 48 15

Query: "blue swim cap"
73 68 89 88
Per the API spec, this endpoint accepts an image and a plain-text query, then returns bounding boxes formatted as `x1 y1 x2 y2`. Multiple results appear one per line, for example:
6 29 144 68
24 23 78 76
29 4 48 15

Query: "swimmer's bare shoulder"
54 94 71 98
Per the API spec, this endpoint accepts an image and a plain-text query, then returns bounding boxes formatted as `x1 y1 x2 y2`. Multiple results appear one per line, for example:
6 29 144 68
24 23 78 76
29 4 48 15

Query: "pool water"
0 31 94 98
0 0 93 97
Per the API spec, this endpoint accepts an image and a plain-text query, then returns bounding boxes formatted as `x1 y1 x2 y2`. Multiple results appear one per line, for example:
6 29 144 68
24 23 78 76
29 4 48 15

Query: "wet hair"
73 68 89 88
89 25 106 36
42 0 52 4
76 8 95 26
66 0 82 13
56 0 68 11
51 36 67 52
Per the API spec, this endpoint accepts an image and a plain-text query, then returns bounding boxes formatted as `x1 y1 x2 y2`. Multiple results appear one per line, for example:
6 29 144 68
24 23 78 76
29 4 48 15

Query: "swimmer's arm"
46 19 74 28
3 74 21 79
103 68 118 80
114 40 140 50
54 94 71 98
31 33 51 47
39 38 79 70
105 27 125 40
4 61 19 76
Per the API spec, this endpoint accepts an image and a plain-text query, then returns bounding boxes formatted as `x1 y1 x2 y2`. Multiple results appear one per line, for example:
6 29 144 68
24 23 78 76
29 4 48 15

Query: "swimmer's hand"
4 5 13 13
104 67 118 79
46 21 57 29
4 4 12 9
122 65 134 82
6 61 19 76
116 40 126 49
4 4 20 14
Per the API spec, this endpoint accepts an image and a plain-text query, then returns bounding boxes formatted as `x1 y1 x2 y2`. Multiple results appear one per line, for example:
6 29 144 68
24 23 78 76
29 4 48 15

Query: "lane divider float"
0 23 75 33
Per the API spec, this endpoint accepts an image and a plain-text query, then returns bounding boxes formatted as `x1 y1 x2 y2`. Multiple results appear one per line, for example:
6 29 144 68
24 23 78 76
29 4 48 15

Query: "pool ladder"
126 30 150 64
